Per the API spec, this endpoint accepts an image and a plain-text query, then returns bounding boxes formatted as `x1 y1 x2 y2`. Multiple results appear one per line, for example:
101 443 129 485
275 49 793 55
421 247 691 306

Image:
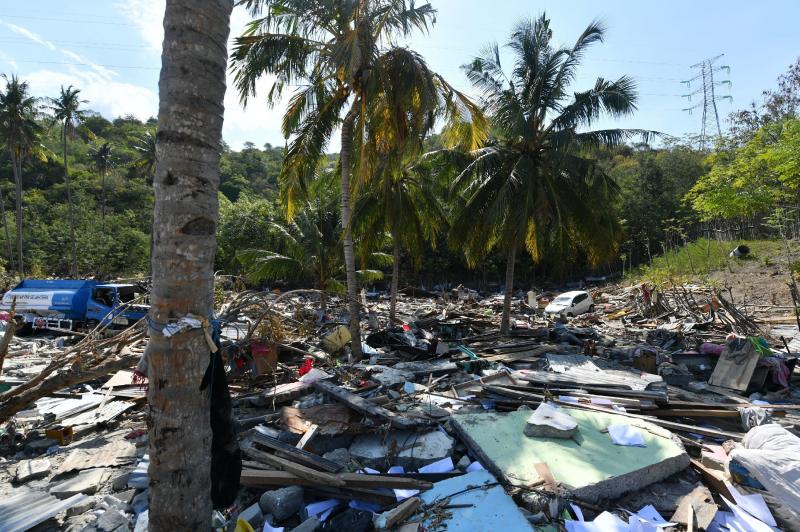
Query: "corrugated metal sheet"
0 489 88 531
56 439 136 475
61 400 135 427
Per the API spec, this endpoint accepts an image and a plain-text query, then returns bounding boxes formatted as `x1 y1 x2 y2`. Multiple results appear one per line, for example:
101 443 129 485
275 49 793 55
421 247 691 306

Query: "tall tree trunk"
147 1 232 530
390 237 400 325
500 241 518 334
101 166 107 222
11 153 23 277
339 107 362 360
0 189 12 269
63 126 78 278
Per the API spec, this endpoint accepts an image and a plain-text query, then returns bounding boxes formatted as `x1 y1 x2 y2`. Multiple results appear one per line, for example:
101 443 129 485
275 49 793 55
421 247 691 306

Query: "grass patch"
627 238 786 285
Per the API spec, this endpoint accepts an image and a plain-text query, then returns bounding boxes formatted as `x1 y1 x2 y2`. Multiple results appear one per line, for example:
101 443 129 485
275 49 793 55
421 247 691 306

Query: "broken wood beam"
242 444 345 487
240 469 433 490
252 432 342 473
312 379 431 429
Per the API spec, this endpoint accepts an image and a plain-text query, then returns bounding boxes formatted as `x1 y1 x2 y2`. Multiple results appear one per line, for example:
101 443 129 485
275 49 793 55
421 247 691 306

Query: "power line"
12 59 158 71
681 54 732 149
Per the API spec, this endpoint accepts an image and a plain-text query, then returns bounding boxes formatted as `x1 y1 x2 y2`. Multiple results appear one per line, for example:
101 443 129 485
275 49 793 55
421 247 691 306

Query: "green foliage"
688 119 800 220
628 238 783 284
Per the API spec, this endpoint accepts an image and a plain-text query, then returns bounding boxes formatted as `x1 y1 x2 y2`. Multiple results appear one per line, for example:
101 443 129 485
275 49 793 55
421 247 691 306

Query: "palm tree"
90 142 113 220
147 0 233 528
239 181 385 313
133 129 157 182
452 15 650 333
354 159 446 324
0 74 43 276
47 85 87 278
231 0 484 358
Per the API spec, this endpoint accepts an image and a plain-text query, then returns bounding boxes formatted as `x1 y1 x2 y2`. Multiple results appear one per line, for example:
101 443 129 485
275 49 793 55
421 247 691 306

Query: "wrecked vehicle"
0 279 149 332
543 290 594 317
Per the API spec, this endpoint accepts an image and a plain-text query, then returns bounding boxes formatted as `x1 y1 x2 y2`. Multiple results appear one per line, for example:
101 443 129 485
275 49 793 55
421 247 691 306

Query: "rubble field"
1 282 799 531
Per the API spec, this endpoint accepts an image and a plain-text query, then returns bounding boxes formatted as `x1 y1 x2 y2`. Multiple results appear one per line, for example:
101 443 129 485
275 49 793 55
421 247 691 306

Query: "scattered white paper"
465 461 485 472
358 467 380 474
612 405 628 413
607 424 646 447
591 397 613 405
263 521 284 532
570 503 585 521
418 457 454 474
559 395 580 403
387 465 404 474
726 482 777 527
721 495 779 532
304 499 339 522
632 505 675 527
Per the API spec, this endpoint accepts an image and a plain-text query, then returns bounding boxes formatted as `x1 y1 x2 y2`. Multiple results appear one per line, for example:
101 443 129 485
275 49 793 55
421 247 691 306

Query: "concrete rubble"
0 281 799 530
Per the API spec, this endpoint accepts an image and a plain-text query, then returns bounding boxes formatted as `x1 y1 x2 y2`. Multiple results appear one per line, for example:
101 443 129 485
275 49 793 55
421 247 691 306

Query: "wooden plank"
252 432 342 473
242 444 345 487
375 497 421 530
690 459 732 500
709 339 759 391
295 424 318 450
533 462 557 491
240 469 432 490
670 485 717 530
313 379 430 429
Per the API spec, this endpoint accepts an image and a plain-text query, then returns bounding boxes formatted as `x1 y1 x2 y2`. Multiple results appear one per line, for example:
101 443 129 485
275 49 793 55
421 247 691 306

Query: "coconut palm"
132 129 157 182
147 0 233 527
231 0 484 357
47 85 87 278
0 74 44 276
239 178 386 313
452 15 651 333
353 159 446 324
89 141 114 220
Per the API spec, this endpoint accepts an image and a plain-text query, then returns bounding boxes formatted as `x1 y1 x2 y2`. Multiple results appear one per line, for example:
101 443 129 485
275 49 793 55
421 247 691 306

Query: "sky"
0 0 797 150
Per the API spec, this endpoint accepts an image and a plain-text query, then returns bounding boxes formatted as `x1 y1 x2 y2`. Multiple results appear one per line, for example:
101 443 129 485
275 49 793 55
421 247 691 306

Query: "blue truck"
0 279 149 332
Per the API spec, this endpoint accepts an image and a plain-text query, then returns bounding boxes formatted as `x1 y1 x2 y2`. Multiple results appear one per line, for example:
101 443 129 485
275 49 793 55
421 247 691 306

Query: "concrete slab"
349 430 454 470
451 409 689 502
50 468 109 498
15 458 51 482
418 469 533 531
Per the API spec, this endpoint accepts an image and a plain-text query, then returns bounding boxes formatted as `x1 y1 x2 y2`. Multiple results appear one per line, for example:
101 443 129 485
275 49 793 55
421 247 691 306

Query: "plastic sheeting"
729 424 800 518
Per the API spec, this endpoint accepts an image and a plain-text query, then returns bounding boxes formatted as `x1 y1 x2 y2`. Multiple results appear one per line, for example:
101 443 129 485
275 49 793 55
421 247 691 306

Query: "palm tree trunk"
0 189 12 268
339 106 362 360
63 126 78 277
390 237 400 325
101 166 106 222
147 1 232 529
11 152 24 277
500 241 518 334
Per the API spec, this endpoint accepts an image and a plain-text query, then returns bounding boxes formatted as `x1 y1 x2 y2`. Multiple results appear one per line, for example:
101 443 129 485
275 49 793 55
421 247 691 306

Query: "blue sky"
0 1 797 149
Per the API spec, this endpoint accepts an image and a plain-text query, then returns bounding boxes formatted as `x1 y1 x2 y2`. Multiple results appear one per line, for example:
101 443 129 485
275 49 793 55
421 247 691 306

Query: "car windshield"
553 296 572 304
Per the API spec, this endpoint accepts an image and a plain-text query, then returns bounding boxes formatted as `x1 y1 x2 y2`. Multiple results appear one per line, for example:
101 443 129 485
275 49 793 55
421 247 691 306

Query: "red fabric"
298 357 313 376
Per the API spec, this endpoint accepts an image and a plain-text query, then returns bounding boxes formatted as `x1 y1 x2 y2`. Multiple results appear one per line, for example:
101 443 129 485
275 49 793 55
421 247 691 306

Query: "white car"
544 290 594 317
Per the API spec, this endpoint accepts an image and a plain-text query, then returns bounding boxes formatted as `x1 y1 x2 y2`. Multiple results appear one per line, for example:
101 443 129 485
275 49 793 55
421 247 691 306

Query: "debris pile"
1 282 799 531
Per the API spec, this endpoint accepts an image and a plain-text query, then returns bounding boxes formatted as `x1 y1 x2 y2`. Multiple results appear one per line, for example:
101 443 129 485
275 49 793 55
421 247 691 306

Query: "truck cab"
1 279 149 332
87 284 149 328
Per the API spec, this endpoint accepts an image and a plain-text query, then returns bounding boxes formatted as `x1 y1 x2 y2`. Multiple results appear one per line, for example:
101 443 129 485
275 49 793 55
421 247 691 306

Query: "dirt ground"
711 257 795 308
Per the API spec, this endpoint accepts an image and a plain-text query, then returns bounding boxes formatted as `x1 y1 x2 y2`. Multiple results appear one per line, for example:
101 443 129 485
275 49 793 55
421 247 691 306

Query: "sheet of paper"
721 496 779 532
634 504 675 527
607 424 646 447
262 522 284 532
465 460 485 472
417 457 454 474
726 482 777 526
304 499 339 522
570 503 585 521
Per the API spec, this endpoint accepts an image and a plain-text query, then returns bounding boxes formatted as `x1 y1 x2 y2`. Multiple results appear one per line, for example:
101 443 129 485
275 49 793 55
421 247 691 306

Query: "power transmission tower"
682 54 732 149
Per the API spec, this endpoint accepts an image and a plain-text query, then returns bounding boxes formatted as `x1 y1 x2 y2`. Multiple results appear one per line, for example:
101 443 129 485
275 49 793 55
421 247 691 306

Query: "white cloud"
26 70 158 121
0 19 116 79
117 1 296 149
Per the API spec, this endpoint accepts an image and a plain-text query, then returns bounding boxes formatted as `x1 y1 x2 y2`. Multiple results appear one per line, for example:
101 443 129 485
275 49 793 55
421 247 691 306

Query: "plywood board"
708 339 758 391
